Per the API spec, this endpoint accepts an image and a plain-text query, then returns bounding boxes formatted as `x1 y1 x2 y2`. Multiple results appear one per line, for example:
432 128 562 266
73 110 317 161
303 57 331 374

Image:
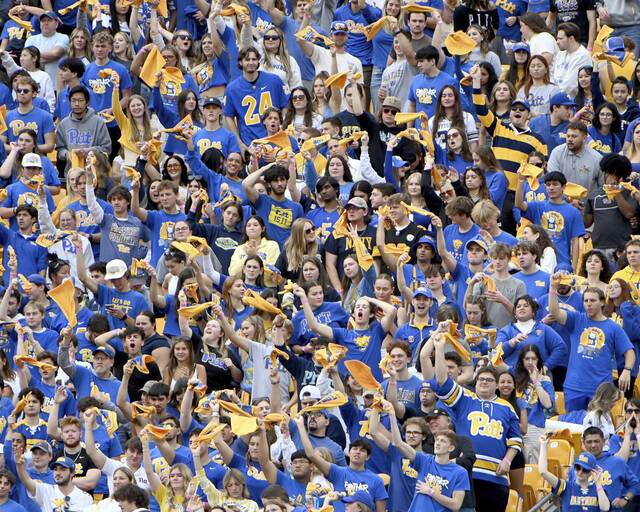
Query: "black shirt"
325 224 377 280
550 0 595 45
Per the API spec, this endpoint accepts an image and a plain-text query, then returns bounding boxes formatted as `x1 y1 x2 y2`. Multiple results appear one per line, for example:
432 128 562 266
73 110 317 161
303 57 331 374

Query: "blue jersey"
13 418 49 450
327 464 388 512
371 25 394 68
145 210 187 266
333 322 387 382
434 377 522 486
523 200 586 269
193 127 241 157
305 207 341 240
29 376 76 421
3 438 53 512
252 194 303 245
394 317 437 365
223 71 289 146
408 452 470 512
276 471 308 506
516 379 555 427
333 4 382 66
96 284 149 330
563 311 633 394
81 60 132 127
409 72 459 119
6 107 54 145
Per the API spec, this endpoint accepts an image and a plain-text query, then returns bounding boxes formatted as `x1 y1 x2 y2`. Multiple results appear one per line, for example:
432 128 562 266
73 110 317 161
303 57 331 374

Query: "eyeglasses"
382 108 398 114
176 34 192 41
476 377 496 383
264 35 280 41
16 88 31 94
292 95 306 101
511 106 527 113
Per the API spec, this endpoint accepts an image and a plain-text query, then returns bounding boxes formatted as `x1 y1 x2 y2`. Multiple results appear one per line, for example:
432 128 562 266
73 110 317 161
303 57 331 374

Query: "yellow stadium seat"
555 392 566 415
547 439 574 479
523 465 542 510
635 373 640 398
506 489 523 512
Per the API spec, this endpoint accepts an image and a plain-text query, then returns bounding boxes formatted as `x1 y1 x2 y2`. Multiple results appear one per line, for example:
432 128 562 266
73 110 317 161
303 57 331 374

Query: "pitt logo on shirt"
89 73 114 95
401 458 418 479
468 411 505 439
10 120 38 136
416 88 437 105
541 211 565 235
494 0 517 13
268 206 293 229
197 139 223 154
578 327 606 356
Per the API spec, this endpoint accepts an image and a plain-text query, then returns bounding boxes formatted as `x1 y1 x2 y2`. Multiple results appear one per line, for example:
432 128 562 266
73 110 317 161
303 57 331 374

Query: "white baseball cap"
22 153 42 168
104 259 128 280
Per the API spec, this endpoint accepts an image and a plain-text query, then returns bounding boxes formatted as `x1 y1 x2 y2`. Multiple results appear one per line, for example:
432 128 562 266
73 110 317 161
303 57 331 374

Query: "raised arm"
15 454 37 497
292 414 332 476
141 432 162 493
83 409 108 469
242 162 275 204
130 177 148 223
46 386 67 441
433 328 449 385
117 360 134 423
72 234 98 294
292 285 334 339
214 305 251 353
431 216 456 273
367 408 391 451
548 274 567 325
383 399 415 459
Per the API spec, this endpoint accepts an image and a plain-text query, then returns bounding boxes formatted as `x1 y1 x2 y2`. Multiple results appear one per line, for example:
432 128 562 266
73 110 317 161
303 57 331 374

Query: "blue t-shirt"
333 4 382 66
0 226 48 284
496 0 526 40
382 375 424 410
291 301 349 346
409 72 460 119
193 127 241 158
512 269 550 300
253 194 303 245
145 209 187 266
223 71 289 146
485 170 508 210
6 107 54 145
96 283 149 330
327 464 388 512
0 500 28 512
81 60 133 127
523 200 586 269
387 445 419 512
529 115 569 153
408 452 470 512
443 223 481 264
306 207 341 240
563 311 633 394
588 126 622 156
333 322 387 381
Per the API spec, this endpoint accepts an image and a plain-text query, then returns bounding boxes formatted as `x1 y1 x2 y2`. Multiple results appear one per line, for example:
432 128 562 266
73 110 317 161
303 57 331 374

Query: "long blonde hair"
126 94 153 144
68 28 93 60
587 382 620 422
167 463 193 506
262 27 293 83
284 218 319 272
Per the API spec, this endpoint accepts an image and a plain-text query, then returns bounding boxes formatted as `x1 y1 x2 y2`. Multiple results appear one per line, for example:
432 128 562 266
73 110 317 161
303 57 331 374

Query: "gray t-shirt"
547 143 603 194
473 275 526 328
584 188 638 249
381 58 418 107
249 341 292 400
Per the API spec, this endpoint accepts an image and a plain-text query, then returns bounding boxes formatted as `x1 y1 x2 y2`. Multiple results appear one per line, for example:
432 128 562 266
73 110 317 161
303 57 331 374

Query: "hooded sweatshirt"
54 106 112 163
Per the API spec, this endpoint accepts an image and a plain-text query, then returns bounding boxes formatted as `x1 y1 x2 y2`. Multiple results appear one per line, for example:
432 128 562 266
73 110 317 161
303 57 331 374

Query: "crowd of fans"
0 0 639 511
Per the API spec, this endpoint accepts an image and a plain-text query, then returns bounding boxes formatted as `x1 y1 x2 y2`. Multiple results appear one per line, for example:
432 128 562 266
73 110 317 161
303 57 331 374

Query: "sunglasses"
447 133 461 139
292 95 306 101
511 106 527 113
382 108 398 114
304 228 314 234
176 34 192 41
574 465 589 473
16 88 31 94
264 35 280 41
626 408 640 413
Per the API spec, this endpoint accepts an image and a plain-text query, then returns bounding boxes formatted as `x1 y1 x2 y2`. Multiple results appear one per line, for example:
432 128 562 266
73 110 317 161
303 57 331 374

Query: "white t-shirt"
103 457 150 495
428 112 479 150
310 46 364 81
24 32 70 86
552 45 592 98
33 483 93 512
528 32 559 61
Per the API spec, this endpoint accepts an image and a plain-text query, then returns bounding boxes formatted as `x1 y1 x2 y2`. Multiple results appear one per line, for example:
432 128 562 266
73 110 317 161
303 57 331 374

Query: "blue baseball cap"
512 42 530 54
331 21 348 34
413 287 434 299
392 155 409 168
511 99 531 111
550 91 577 107
40 11 61 22
51 456 76 471
574 452 596 472
27 274 46 287
606 36 624 52
93 346 115 358
343 491 375 511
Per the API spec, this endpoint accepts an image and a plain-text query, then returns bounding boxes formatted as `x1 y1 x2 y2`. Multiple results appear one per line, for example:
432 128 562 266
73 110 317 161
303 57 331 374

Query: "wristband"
623 496 631 503
425 487 434 497
624 367 632 372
